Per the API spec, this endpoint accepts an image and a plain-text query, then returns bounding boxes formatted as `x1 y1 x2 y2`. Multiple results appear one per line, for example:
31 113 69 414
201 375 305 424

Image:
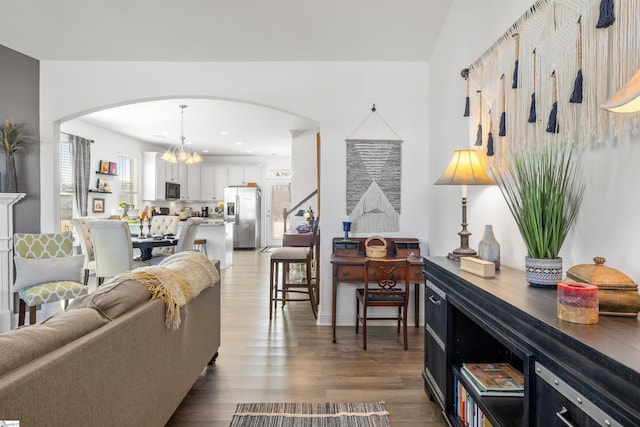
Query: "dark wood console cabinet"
423 256 640 427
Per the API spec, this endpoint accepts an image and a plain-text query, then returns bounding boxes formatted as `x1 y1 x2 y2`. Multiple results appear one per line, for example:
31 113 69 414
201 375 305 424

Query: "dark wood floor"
166 249 446 426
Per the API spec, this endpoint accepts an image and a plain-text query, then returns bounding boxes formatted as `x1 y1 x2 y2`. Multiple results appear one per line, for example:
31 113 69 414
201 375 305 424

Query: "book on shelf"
460 363 524 397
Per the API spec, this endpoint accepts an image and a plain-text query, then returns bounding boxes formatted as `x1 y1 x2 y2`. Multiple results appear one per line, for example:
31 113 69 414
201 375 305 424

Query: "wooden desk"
330 237 423 343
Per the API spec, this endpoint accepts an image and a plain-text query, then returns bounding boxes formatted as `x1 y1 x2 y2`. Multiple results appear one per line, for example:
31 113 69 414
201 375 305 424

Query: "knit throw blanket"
111 251 219 330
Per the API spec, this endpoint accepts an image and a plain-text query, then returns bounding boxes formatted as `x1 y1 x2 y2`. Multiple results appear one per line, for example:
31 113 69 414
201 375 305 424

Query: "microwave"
165 182 180 200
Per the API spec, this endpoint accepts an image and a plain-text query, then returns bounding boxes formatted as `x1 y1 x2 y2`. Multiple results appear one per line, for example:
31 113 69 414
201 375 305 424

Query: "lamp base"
447 247 478 262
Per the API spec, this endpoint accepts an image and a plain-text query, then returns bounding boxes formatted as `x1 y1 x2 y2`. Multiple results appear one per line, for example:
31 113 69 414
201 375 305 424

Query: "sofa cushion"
13 254 84 291
0 308 108 378
67 279 150 320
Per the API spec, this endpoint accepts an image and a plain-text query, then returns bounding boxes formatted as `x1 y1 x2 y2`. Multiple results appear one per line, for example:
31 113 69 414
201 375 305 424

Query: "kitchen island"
196 220 234 269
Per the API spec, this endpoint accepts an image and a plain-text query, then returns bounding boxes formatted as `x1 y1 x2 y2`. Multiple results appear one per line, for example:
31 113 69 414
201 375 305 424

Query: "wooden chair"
269 218 319 319
356 258 410 350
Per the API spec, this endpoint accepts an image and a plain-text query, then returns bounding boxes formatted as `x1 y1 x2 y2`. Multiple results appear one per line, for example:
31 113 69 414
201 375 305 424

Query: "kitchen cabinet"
213 165 228 200
142 152 166 201
200 164 226 201
227 164 260 186
185 163 201 201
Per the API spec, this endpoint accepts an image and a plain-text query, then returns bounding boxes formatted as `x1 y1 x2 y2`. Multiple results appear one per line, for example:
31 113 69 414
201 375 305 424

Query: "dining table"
131 236 178 261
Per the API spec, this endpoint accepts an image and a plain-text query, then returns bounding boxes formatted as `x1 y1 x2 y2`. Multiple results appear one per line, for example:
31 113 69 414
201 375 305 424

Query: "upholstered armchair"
13 232 87 326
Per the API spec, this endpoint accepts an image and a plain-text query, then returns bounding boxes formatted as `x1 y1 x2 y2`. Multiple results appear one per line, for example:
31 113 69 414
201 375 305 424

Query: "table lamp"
601 68 640 113
435 149 495 261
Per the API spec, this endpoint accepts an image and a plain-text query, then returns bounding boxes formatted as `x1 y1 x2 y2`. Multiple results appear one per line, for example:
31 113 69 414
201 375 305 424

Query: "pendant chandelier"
160 104 203 164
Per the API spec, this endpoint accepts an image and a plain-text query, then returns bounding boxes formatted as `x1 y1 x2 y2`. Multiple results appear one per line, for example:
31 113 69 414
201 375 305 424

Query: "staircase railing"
283 190 318 234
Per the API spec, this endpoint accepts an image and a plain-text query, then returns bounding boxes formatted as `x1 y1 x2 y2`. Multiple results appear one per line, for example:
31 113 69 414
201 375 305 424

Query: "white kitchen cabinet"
213 165 228 200
185 163 201 201
226 164 261 186
142 152 166 201
200 164 215 201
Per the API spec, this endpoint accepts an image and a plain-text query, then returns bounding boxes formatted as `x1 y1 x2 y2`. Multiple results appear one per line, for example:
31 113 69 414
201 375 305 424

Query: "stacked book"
460 363 525 397
453 375 493 427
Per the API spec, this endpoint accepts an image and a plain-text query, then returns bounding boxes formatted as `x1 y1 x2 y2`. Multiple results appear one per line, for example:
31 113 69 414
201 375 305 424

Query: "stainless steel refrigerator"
223 186 262 248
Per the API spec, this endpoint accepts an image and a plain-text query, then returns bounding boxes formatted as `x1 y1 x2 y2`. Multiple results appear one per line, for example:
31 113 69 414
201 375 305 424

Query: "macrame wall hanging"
462 0 640 161
346 105 403 233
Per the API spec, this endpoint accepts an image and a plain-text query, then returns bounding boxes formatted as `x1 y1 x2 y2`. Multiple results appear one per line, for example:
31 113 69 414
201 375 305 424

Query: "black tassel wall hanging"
475 91 483 146
546 71 560 133
512 34 520 89
499 74 507 136
487 110 495 156
570 17 583 103
462 68 470 117
596 0 615 29
528 49 537 123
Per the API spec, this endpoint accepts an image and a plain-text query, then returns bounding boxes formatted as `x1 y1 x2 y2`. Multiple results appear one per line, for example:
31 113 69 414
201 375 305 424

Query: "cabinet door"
165 162 178 182
424 280 447 406
227 165 245 186
186 163 201 201
142 152 166 201
213 165 228 200
243 165 260 185
200 164 215 201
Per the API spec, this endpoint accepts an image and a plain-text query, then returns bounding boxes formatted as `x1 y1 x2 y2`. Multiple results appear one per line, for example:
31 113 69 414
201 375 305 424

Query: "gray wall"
0 45 40 233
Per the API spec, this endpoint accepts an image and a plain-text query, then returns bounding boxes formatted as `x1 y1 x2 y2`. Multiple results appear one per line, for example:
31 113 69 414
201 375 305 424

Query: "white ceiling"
2 0 451 156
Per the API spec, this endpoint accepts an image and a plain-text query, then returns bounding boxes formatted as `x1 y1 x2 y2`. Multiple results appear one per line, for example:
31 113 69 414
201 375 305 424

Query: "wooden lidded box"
566 256 640 317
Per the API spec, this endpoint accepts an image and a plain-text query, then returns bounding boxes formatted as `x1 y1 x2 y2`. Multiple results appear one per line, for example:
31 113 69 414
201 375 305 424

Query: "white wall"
39 61 430 326
428 1 640 281
291 130 317 215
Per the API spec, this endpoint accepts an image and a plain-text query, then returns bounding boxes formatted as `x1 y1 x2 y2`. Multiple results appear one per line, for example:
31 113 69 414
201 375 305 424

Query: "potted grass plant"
490 144 585 286
0 119 30 193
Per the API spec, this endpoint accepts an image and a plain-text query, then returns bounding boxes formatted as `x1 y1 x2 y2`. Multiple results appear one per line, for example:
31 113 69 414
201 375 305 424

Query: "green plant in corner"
0 119 30 193
491 145 585 259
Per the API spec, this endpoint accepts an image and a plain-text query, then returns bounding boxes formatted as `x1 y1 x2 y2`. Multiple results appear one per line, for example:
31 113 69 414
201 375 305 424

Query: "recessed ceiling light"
202 149 209 153
220 131 229 135
235 141 242 145
246 150 253 153
152 134 167 138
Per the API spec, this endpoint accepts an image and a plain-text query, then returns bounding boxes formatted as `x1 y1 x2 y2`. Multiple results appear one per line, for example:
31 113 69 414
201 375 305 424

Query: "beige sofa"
0 252 221 427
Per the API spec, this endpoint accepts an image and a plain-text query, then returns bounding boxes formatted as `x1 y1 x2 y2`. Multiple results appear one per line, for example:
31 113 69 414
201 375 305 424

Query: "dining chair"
13 232 87 325
88 220 133 286
71 216 97 286
269 217 319 320
355 258 411 350
148 215 180 256
147 217 204 265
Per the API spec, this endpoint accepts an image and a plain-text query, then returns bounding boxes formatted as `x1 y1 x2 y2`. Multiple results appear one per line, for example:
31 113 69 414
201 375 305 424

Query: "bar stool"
194 238 208 257
269 218 319 320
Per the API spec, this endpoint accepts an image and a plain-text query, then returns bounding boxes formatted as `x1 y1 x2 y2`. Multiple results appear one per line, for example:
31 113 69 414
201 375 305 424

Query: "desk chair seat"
356 258 410 350
269 219 319 320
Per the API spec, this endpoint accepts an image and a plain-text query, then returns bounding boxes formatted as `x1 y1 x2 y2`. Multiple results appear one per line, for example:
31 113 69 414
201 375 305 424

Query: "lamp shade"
434 149 495 186
601 68 640 113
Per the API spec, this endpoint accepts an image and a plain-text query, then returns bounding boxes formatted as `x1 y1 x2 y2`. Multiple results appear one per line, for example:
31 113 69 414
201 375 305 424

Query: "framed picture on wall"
109 161 117 175
96 179 111 192
92 198 105 213
99 160 109 174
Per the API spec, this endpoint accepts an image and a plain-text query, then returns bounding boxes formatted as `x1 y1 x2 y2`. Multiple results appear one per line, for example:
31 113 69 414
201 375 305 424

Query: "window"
59 134 74 232
118 155 137 206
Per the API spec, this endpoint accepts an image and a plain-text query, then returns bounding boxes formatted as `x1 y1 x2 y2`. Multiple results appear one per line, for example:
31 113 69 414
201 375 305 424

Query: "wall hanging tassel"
487 110 495 156
596 0 615 29
570 17 583 103
463 68 470 117
528 49 537 123
499 74 507 136
475 91 483 146
546 71 560 133
512 34 520 89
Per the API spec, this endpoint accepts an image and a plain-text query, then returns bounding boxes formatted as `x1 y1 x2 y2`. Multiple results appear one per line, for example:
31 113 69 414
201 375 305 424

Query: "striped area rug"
229 402 390 427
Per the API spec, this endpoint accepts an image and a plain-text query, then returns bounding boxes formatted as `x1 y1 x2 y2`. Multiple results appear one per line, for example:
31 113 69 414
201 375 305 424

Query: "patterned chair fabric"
149 215 179 256
13 232 87 325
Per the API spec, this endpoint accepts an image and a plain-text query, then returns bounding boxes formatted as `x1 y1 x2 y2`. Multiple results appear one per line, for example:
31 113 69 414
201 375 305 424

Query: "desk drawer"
410 266 424 283
337 265 364 281
335 248 360 257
